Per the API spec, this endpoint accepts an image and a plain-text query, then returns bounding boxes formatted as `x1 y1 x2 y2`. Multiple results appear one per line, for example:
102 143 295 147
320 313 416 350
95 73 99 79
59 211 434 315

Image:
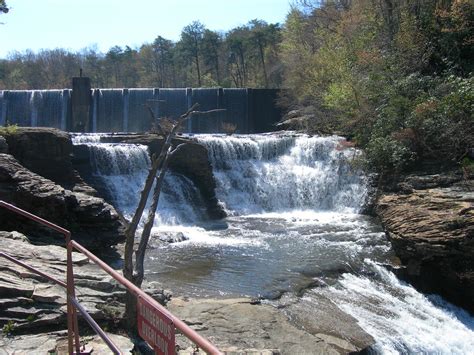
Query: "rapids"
73 133 474 354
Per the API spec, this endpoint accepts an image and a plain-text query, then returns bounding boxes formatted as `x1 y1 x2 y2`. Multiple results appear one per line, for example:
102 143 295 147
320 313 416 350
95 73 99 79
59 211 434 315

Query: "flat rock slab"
0 231 125 331
0 331 133 354
168 297 373 354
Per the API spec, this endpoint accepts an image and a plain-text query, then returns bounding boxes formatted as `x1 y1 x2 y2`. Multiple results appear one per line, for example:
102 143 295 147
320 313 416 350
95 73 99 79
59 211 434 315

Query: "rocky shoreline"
375 170 474 314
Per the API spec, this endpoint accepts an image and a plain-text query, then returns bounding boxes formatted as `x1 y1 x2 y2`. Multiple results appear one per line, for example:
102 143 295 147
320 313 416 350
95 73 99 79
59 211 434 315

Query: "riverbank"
375 169 474 314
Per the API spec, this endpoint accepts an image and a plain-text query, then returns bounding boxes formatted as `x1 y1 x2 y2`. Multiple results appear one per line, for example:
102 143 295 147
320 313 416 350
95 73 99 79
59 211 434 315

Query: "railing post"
66 232 81 354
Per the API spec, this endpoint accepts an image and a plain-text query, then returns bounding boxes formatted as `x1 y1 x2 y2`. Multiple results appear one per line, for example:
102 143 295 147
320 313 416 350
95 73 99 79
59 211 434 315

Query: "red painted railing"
0 200 221 354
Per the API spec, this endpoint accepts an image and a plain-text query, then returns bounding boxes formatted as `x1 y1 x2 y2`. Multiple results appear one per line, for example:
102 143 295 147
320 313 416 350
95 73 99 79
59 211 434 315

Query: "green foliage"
0 20 282 90
461 157 474 177
365 136 415 172
280 0 474 172
2 320 16 335
0 124 18 135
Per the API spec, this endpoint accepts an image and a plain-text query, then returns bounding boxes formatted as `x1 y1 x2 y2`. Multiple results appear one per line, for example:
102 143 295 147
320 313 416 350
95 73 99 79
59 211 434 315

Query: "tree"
226 26 250 87
248 20 270 88
0 0 8 14
105 46 124 87
180 21 205 86
122 103 224 329
202 29 222 85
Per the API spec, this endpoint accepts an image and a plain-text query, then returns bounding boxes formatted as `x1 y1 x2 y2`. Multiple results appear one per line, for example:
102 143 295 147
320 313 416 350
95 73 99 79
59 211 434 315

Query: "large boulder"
3 127 74 184
376 173 474 313
0 153 125 250
3 127 95 194
168 297 374 354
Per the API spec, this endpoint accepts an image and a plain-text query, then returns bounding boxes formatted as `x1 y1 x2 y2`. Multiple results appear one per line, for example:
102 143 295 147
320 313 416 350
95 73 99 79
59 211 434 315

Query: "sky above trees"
0 0 291 58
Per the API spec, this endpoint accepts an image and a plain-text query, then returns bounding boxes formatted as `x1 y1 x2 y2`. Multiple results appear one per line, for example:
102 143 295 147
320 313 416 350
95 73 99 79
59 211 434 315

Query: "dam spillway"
0 87 282 134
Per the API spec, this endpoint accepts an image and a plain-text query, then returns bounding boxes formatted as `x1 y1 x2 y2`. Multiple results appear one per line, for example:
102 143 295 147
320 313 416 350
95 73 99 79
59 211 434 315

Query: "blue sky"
0 0 292 58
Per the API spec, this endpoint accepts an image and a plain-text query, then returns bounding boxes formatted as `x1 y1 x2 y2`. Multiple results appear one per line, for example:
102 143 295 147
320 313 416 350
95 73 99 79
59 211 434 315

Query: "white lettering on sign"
138 301 173 339
141 320 169 355
137 296 175 355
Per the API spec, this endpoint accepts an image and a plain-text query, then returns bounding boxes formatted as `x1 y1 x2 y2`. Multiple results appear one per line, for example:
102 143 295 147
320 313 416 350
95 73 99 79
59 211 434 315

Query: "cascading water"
71 134 205 227
72 132 474 353
200 134 366 213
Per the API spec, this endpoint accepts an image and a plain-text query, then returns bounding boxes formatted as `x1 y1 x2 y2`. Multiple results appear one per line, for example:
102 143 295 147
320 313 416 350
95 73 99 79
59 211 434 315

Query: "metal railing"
0 200 222 354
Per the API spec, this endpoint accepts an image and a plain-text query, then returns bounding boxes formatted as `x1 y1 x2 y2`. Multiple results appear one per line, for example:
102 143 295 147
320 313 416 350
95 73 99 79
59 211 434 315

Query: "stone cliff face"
0 153 125 250
0 128 127 251
4 127 95 195
376 171 474 314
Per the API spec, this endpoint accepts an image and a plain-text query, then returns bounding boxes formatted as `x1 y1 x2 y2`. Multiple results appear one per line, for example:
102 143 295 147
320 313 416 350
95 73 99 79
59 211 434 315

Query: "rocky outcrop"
0 153 125 250
73 133 226 219
376 172 474 313
168 297 374 354
0 231 170 333
0 231 125 331
0 332 134 355
3 127 95 195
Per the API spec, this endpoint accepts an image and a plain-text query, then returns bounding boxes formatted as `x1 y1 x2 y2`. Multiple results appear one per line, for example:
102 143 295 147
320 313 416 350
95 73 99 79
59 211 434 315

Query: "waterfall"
71 132 474 353
198 134 367 215
72 134 205 226
0 88 282 134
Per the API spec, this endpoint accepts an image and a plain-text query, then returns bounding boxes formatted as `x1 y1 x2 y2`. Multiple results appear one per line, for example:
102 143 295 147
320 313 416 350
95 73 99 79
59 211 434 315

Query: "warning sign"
137 295 175 355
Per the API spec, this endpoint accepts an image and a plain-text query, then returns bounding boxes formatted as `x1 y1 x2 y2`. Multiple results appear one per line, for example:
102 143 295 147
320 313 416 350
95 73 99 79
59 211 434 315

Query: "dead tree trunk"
123 103 224 330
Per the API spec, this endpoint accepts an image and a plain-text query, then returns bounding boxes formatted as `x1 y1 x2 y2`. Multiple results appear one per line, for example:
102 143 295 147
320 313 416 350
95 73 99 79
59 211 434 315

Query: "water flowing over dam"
72 133 474 353
1 88 281 133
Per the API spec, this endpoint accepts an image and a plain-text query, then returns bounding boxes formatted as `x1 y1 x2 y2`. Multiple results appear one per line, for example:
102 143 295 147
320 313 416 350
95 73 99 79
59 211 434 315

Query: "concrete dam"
0 83 282 133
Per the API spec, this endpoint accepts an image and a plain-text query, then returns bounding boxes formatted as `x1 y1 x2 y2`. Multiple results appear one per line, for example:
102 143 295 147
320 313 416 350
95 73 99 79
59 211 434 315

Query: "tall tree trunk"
195 54 202 87
258 41 269 88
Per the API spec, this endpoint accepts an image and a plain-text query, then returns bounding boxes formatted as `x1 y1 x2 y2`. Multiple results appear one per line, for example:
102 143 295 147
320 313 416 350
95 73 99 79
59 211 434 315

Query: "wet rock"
276 293 374 353
158 231 188 243
0 136 7 153
376 175 474 313
0 153 125 250
168 297 374 354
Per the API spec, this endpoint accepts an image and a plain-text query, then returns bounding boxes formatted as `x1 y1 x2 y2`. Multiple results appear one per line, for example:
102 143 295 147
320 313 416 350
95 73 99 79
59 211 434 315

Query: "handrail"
0 200 222 354
71 240 222 355
0 200 71 237
0 200 80 354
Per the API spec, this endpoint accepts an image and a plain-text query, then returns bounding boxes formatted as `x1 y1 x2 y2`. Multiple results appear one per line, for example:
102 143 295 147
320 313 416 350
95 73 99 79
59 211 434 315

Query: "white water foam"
198 134 367 215
73 135 204 226
317 260 474 354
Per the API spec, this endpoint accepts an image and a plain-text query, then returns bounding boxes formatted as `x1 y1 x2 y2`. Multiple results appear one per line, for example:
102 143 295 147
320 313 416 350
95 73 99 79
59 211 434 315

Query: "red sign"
137 295 175 355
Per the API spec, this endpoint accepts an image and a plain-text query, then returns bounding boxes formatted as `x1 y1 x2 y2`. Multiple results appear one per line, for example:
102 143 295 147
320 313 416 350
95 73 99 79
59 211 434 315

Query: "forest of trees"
280 0 473 171
0 19 283 89
1 0 473 172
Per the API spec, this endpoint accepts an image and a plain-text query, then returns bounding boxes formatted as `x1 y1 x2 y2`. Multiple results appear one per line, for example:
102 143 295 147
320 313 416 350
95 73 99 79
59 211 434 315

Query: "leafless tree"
122 103 224 328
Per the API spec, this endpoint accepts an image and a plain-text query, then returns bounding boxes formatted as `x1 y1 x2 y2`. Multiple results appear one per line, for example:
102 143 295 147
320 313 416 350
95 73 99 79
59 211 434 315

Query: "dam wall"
0 85 282 134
